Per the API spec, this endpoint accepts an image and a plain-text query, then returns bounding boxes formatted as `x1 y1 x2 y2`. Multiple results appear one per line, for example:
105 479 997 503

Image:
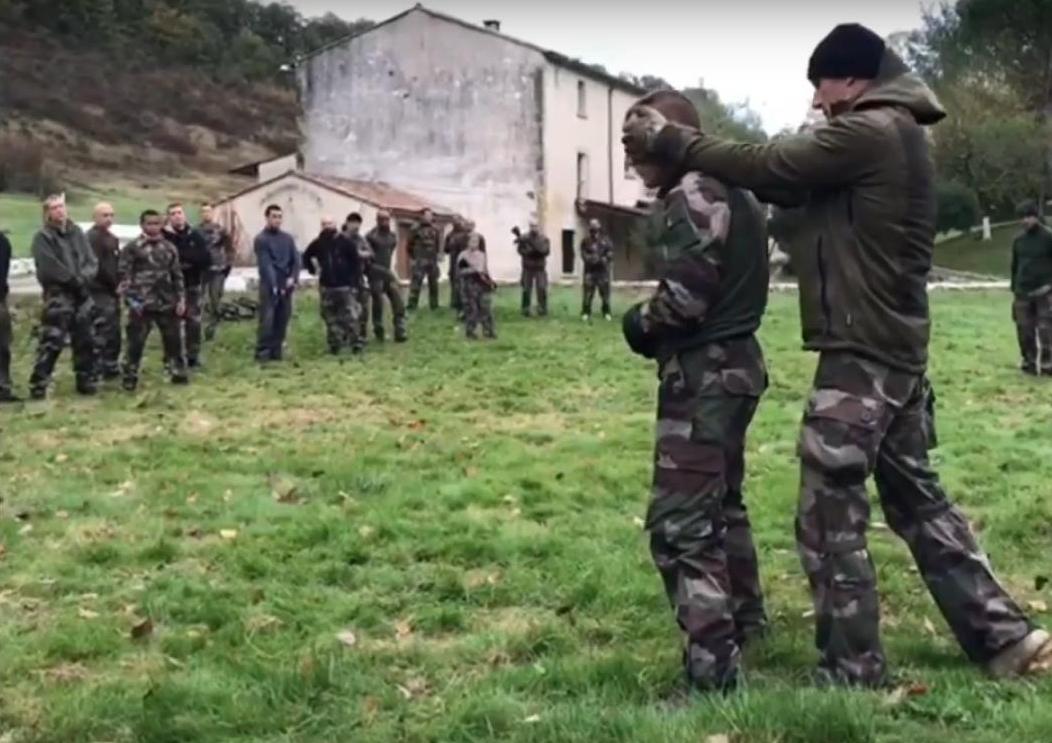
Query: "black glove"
622 302 658 359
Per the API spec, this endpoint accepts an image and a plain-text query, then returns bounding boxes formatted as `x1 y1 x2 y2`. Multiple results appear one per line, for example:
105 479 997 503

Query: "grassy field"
1 288 1051 743
933 224 1017 278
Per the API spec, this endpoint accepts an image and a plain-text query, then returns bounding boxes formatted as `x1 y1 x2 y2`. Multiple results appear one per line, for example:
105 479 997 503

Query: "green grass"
934 224 1018 278
0 189 207 257
1 288 1051 743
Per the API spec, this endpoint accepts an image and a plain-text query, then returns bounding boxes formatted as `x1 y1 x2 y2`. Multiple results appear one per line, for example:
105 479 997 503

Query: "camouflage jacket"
366 227 398 272
1011 224 1052 297
199 220 235 272
119 235 185 312
581 233 613 273
408 224 440 264
445 228 468 259
517 231 550 270
87 225 121 294
32 220 98 292
642 171 768 360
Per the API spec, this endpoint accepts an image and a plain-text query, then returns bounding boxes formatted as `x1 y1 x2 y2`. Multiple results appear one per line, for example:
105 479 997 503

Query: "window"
576 152 589 200
577 80 587 118
562 230 576 274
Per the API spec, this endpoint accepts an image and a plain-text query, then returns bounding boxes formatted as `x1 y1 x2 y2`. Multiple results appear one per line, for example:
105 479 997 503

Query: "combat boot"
0 390 22 404
171 374 190 386
988 629 1052 678
76 380 98 397
394 328 408 343
374 327 386 343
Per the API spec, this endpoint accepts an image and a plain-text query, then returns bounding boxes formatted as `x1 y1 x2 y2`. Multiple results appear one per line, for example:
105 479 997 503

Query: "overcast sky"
290 0 932 133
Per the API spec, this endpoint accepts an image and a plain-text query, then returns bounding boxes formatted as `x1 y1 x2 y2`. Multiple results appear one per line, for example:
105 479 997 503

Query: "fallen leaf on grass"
336 629 358 648
358 526 376 539
131 618 154 640
186 493 199 505
394 619 413 642
219 529 238 540
802 609 816 619
396 677 429 700
18 524 32 536
55 453 69 463
1028 600 1048 614
872 521 889 531
632 516 645 529
705 736 731 743
0 544 6 560
77 608 100 620
42 663 90 684
245 614 284 634
884 683 930 707
923 618 938 636
269 474 300 504
55 510 69 520
407 419 427 431
522 714 542 724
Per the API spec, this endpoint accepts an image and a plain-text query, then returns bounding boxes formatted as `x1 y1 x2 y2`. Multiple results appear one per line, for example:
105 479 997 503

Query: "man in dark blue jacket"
254 205 301 363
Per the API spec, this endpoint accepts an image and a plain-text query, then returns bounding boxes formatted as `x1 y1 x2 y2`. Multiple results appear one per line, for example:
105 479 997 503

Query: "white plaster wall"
541 65 645 276
299 9 544 280
257 154 300 183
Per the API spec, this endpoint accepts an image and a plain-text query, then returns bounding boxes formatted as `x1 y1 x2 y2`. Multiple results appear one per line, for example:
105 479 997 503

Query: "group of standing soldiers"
0 195 234 402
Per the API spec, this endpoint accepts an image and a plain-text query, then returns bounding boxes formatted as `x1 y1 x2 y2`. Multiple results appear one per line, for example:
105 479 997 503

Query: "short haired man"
516 220 550 317
254 205 301 363
119 210 188 390
87 202 122 380
29 194 99 399
580 218 614 321
198 202 235 342
165 202 211 369
1010 201 1052 375
407 208 441 311
365 210 408 343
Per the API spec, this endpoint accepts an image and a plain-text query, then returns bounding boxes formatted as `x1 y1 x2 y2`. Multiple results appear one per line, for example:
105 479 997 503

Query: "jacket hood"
852 49 946 126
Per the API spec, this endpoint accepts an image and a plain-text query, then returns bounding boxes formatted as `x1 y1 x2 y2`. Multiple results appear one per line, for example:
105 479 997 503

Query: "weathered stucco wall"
300 10 544 280
542 65 645 276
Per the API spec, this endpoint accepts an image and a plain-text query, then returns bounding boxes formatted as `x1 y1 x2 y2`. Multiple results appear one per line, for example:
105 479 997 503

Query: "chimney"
483 19 501 32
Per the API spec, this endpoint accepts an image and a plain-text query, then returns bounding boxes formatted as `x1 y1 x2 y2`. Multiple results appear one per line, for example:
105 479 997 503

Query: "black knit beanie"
1019 201 1040 218
808 24 886 85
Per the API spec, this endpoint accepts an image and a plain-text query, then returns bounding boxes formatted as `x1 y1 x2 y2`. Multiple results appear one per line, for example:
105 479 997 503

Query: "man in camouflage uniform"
0 229 17 403
164 203 210 368
516 221 550 317
623 23 1052 686
1010 201 1052 375
119 210 189 390
29 194 99 399
580 218 614 321
304 215 362 355
621 90 770 694
458 232 497 340
445 217 468 317
407 208 441 311
366 211 408 342
199 202 235 342
87 202 122 381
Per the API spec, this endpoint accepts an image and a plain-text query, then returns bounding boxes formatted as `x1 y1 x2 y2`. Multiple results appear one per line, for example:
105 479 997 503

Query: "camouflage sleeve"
171 249 186 303
407 230 417 260
643 175 730 332
117 243 132 286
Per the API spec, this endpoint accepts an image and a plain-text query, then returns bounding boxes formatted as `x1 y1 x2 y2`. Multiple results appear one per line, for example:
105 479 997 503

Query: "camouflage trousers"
29 287 96 395
319 286 361 353
204 270 227 340
462 277 495 339
521 267 548 316
797 351 1034 687
582 269 611 317
408 260 440 310
124 308 187 385
182 283 204 364
646 336 768 691
1012 292 1052 373
0 299 12 395
368 269 407 341
91 291 122 379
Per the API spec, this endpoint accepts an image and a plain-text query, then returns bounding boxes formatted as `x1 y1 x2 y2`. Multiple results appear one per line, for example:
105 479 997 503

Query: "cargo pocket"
798 389 887 482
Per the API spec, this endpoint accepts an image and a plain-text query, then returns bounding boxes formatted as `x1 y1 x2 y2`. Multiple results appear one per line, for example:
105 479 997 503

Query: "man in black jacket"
165 202 210 368
0 229 18 402
303 215 363 355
